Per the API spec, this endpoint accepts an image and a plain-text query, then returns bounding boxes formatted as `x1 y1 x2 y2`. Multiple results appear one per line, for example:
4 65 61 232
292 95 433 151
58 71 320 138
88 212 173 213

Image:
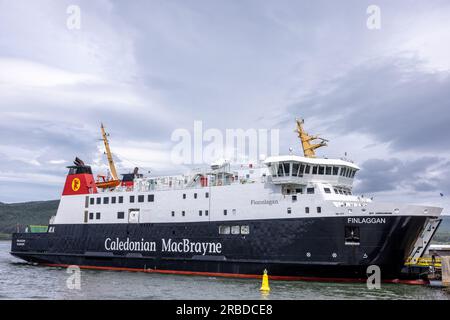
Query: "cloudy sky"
0 0 449 212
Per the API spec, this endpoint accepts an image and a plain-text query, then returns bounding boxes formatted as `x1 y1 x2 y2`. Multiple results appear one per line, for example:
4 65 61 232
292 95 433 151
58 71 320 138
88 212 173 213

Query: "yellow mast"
295 118 328 158
100 123 119 181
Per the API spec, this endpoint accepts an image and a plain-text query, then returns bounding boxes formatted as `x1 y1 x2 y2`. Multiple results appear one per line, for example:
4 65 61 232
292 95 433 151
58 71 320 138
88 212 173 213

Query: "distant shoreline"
0 234 12 241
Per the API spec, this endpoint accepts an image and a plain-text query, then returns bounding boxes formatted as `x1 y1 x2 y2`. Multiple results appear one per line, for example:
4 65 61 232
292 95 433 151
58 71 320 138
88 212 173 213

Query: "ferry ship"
10 120 443 281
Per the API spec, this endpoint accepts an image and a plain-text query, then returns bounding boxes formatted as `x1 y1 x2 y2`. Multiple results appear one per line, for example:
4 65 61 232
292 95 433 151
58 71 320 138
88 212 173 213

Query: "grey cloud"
286 57 450 152
2 0 450 203
355 157 449 194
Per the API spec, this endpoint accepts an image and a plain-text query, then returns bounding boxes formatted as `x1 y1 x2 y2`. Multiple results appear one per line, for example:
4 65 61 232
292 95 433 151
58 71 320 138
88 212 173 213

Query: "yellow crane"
295 118 328 158
95 123 121 189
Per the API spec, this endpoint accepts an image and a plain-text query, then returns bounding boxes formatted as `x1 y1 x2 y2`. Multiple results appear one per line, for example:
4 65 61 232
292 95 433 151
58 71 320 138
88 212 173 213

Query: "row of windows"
286 187 315 195
90 194 155 205
274 162 357 178
89 208 239 220
219 225 250 235
171 210 209 217
88 212 101 220
287 206 321 214
170 209 236 217
324 187 352 195
90 206 323 220
340 167 356 178
88 211 133 220
169 209 237 216
182 192 209 199
334 188 352 195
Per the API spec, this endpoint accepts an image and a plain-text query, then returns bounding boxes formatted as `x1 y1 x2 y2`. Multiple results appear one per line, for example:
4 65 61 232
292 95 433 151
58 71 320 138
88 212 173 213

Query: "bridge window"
283 162 290 176
277 163 284 177
299 164 305 175
305 165 310 174
292 163 299 177
324 188 331 194
318 166 324 175
326 166 332 175
103 197 109 204
312 166 318 174
333 167 339 175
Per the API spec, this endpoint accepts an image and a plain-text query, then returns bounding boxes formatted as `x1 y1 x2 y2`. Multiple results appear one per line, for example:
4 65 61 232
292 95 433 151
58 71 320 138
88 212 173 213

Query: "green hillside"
0 200 59 240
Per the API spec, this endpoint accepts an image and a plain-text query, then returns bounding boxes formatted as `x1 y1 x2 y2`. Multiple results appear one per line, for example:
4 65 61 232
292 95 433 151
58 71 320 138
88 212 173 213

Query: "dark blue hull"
10 216 428 280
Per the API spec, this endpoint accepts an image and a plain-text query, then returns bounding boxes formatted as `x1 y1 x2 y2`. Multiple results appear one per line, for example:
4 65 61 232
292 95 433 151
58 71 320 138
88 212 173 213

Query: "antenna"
294 118 328 158
100 123 118 181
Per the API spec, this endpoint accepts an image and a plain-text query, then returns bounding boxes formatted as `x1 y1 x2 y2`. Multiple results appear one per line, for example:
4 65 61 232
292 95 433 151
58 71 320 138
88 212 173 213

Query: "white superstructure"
53 155 441 226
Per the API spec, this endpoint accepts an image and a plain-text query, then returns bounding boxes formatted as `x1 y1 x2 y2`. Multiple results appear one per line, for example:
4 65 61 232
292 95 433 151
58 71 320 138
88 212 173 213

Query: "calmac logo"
71 178 81 191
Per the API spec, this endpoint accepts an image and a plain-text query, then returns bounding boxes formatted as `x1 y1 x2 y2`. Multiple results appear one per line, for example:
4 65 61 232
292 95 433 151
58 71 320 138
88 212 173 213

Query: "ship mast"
295 118 328 158
101 123 119 181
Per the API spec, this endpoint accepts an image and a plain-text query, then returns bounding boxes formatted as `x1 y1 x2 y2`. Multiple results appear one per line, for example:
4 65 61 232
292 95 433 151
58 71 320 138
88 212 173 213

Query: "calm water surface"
1 241 449 300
